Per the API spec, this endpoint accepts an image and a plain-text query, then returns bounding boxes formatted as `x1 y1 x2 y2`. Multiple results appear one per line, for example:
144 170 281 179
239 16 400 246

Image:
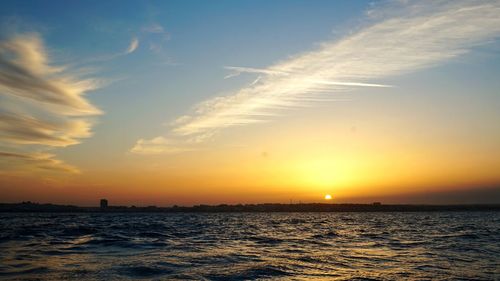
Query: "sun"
324 194 332 200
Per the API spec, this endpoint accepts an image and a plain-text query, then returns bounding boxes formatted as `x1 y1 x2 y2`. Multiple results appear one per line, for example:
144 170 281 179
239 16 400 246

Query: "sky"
1 0 500 206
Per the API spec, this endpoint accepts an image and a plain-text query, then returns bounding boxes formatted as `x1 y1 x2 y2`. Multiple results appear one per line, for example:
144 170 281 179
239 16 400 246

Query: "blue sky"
1 0 500 204
0 0 375 164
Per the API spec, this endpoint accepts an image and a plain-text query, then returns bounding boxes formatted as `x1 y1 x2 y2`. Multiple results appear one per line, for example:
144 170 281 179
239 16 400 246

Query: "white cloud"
224 66 393 88
0 33 102 115
125 37 139 54
0 151 80 174
0 33 102 172
130 137 192 155
0 112 93 147
223 66 290 79
132 0 500 154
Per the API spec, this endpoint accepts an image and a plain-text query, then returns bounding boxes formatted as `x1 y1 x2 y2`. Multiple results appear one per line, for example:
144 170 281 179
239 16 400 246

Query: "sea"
0 212 499 280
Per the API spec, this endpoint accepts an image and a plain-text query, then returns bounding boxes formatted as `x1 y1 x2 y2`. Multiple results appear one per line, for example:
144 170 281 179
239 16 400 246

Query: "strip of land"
0 202 499 212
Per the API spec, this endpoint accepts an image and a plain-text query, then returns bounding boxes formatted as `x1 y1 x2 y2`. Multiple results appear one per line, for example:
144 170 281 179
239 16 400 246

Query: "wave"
0 212 498 280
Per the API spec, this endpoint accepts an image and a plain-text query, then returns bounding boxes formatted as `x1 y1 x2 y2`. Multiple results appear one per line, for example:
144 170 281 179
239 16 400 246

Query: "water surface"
0 212 499 280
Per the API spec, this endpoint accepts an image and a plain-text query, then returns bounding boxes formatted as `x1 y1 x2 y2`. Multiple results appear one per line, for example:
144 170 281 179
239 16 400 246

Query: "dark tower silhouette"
100 199 108 209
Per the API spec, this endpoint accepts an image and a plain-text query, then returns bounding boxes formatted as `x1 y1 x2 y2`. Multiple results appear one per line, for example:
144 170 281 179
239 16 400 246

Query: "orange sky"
1 1 500 206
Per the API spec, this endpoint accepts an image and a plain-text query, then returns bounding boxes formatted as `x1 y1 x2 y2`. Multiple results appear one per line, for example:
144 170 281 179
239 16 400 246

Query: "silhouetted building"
373 202 382 206
100 199 108 209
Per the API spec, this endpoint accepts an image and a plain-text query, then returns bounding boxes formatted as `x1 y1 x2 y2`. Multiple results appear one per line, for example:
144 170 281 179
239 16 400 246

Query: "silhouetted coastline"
0 201 499 212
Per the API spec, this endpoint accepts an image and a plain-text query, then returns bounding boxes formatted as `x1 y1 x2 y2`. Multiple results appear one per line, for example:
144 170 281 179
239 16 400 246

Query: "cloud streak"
0 151 79 173
0 112 92 147
130 137 193 155
0 34 102 115
223 66 289 79
0 33 102 172
85 37 139 63
125 37 139 54
132 0 500 154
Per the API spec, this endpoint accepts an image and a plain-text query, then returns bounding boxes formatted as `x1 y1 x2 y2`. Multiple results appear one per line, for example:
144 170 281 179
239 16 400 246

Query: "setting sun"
0 1 499 280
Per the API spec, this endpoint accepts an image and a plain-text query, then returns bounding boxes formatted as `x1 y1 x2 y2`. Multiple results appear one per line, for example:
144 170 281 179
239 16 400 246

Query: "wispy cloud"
125 37 139 54
142 23 165 34
131 0 500 154
0 151 79 173
223 66 289 79
130 137 193 155
141 23 171 58
224 66 392 88
0 112 92 147
85 37 139 63
0 34 102 115
0 33 102 172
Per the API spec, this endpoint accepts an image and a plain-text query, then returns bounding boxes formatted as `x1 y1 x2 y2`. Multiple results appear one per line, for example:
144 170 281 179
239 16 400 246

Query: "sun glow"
294 156 359 190
324 194 332 200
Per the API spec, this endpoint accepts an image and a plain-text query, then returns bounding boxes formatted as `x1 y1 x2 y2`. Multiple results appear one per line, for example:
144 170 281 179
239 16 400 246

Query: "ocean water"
0 212 499 280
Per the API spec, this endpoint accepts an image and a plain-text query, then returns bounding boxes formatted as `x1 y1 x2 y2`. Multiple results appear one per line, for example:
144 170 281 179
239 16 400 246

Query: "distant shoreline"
1 202 499 213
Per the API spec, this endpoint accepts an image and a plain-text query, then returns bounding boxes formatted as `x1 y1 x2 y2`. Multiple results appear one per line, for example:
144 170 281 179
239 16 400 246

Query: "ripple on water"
0 212 498 280
115 265 174 278
206 264 292 281
0 266 50 277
